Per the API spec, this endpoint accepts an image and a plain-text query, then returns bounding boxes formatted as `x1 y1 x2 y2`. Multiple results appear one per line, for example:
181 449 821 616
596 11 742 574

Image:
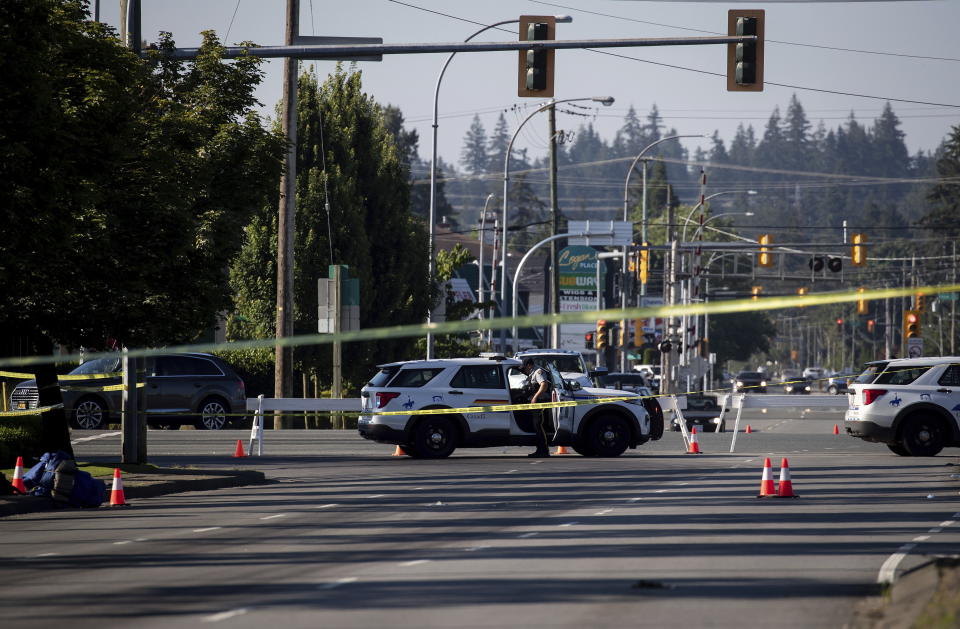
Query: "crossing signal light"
851 233 867 266
638 244 649 285
518 16 556 97
727 10 764 91
584 332 594 349
904 310 922 338
758 234 774 267
867 319 876 333
856 287 868 315
596 319 609 350
836 317 844 331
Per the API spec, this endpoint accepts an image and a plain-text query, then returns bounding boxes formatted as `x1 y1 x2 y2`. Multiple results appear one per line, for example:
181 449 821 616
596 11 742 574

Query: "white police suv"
359 355 663 458
844 356 960 456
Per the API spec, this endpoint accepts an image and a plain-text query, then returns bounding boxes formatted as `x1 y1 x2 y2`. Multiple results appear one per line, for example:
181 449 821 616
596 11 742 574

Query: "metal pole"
549 104 561 348
274 0 298 418
477 193 494 344
427 19 519 359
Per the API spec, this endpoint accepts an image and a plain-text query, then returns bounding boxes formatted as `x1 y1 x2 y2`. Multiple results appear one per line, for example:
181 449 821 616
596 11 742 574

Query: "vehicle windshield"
367 366 399 387
854 363 886 384
527 355 585 373
873 365 931 386
69 357 120 375
738 372 762 379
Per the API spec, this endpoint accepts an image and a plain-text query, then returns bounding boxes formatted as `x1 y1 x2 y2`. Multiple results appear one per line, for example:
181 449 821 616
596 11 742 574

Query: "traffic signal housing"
638 244 649 285
727 9 764 92
856 287 868 315
914 293 927 312
758 234 774 267
584 332 594 349
904 310 922 339
851 233 867 266
596 320 609 350
518 16 556 97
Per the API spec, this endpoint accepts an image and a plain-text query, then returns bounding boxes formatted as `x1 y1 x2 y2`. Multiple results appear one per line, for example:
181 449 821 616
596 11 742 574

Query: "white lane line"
878 543 916 584
627 497 642 503
71 431 122 444
399 559 431 567
260 514 287 520
929 528 943 533
506 469 519 473
114 540 132 545
203 608 249 623
654 489 668 494
940 520 956 527
913 535 931 542
319 577 357 590
559 521 578 527
367 494 385 498
594 509 613 516
518 532 539 538
413 487 425 490
193 527 222 533
36 552 59 557
677 482 689 486
464 545 491 552
315 503 338 509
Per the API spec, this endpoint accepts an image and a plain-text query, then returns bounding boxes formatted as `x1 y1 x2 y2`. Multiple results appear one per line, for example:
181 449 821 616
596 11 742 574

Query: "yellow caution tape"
0 404 64 418
0 371 121 380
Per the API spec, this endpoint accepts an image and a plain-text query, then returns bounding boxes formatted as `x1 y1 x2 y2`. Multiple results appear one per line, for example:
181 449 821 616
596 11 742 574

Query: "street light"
681 192 757 242
477 193 495 342
498 95 615 353
426 16 572 359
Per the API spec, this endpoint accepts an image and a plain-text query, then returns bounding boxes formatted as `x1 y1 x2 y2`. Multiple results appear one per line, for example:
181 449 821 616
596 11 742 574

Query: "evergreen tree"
919 125 960 240
614 105 647 157
460 114 489 176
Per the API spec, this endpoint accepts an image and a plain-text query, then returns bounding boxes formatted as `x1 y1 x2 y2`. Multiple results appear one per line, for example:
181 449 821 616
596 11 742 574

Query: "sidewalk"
0 468 268 517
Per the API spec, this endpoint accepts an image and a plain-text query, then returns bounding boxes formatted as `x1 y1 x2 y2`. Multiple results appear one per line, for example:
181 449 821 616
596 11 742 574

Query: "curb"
0 470 268 517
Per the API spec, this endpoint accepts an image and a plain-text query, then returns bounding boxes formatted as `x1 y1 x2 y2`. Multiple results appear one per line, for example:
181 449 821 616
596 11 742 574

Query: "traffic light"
827 257 843 273
633 319 645 348
584 332 594 349
638 244 649 285
596 319 609 350
809 257 824 272
851 233 867 266
727 10 765 92
619 320 629 348
751 286 762 301
904 310 922 338
836 317 844 332
915 293 927 312
758 234 774 267
867 319 876 333
797 286 808 308
856 287 868 315
518 16 556 97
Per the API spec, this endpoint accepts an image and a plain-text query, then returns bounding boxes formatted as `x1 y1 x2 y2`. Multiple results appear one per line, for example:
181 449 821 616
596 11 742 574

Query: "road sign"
567 220 632 247
906 337 923 358
558 245 603 312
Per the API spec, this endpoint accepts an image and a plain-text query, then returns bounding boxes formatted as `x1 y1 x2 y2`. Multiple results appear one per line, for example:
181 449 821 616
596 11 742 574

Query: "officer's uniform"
526 366 551 457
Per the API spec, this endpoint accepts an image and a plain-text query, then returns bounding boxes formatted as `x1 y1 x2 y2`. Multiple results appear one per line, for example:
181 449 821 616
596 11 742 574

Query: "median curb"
0 469 268 518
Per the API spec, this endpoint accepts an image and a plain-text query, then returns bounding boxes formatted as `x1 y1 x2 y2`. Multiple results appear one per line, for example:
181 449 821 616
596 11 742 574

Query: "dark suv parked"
9 353 246 430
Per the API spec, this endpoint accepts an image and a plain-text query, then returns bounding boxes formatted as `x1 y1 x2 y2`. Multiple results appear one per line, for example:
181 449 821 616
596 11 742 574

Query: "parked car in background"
803 366 826 380
734 370 767 393
9 353 246 430
670 393 728 432
601 372 654 397
826 371 853 394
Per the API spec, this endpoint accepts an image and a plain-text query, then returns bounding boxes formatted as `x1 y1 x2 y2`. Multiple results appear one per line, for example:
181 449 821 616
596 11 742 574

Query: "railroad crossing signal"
518 16 556 97
727 9 764 91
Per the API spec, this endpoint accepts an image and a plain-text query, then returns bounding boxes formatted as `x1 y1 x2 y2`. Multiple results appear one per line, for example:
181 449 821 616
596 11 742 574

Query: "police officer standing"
521 358 551 457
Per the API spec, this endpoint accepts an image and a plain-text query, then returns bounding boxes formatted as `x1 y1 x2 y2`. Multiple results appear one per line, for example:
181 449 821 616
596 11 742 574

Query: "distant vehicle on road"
803 366 825 380
9 353 246 430
734 371 767 393
784 377 812 394
844 356 960 456
601 372 654 396
670 393 727 432
826 371 853 394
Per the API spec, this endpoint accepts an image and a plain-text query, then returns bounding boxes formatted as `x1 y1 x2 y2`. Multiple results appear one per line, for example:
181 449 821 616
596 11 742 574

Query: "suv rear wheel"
900 414 945 457
72 397 107 430
410 416 458 458
195 397 230 430
587 415 629 457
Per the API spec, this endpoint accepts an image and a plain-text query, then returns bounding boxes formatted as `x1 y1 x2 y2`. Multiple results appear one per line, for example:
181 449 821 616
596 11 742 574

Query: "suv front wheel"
195 397 230 430
900 414 946 457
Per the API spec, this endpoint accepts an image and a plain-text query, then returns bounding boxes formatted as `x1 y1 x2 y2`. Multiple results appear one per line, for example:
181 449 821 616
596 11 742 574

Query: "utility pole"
548 104 560 348
274 0 298 424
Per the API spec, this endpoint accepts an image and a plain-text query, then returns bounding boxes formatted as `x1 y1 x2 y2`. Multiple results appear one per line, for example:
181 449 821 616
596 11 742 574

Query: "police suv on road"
844 356 960 456
359 355 663 458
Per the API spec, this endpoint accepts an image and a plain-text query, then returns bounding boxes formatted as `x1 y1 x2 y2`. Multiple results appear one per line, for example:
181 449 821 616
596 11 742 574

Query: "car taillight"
376 392 401 409
863 389 887 405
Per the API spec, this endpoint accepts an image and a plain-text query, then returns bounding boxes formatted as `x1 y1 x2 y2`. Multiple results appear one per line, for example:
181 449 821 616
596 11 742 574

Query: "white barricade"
245 396 362 455
721 393 849 452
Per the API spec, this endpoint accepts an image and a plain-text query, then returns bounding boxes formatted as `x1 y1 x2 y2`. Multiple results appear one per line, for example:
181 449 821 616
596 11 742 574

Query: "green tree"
709 311 777 362
919 125 960 241
416 244 482 358
228 66 431 394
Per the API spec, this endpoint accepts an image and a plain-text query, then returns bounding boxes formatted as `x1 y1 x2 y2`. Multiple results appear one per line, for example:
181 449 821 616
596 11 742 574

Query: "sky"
96 0 960 171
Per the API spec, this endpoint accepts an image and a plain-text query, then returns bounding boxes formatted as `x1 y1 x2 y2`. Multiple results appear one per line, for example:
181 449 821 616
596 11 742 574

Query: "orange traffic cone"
777 457 797 498
555 445 570 455
757 457 775 497
232 439 247 458
109 468 128 506
686 427 702 454
11 456 27 494
393 445 407 456
745 425 752 434
833 424 840 435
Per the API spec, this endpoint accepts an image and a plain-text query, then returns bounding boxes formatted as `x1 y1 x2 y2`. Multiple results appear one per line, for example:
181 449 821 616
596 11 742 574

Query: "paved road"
2 412 958 628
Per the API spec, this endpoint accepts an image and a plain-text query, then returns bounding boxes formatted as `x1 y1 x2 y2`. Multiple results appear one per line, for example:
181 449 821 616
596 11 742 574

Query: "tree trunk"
31 335 73 457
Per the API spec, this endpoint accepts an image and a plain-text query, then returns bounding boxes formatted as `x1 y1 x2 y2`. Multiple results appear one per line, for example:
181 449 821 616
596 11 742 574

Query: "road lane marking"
71 431 122 444
399 559 430 567
628 497 642 503
559 522 578 527
929 528 943 533
367 494 385 498
36 552 58 557
203 608 249 623
193 527 222 533
260 514 287 520
878 543 917 584
315 503 338 509
518 532 539 538
464 545 491 552
114 541 132 545
940 520 956 527
594 509 613 516
654 489 667 493
913 535 930 542
319 577 357 590
506 469 519 473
